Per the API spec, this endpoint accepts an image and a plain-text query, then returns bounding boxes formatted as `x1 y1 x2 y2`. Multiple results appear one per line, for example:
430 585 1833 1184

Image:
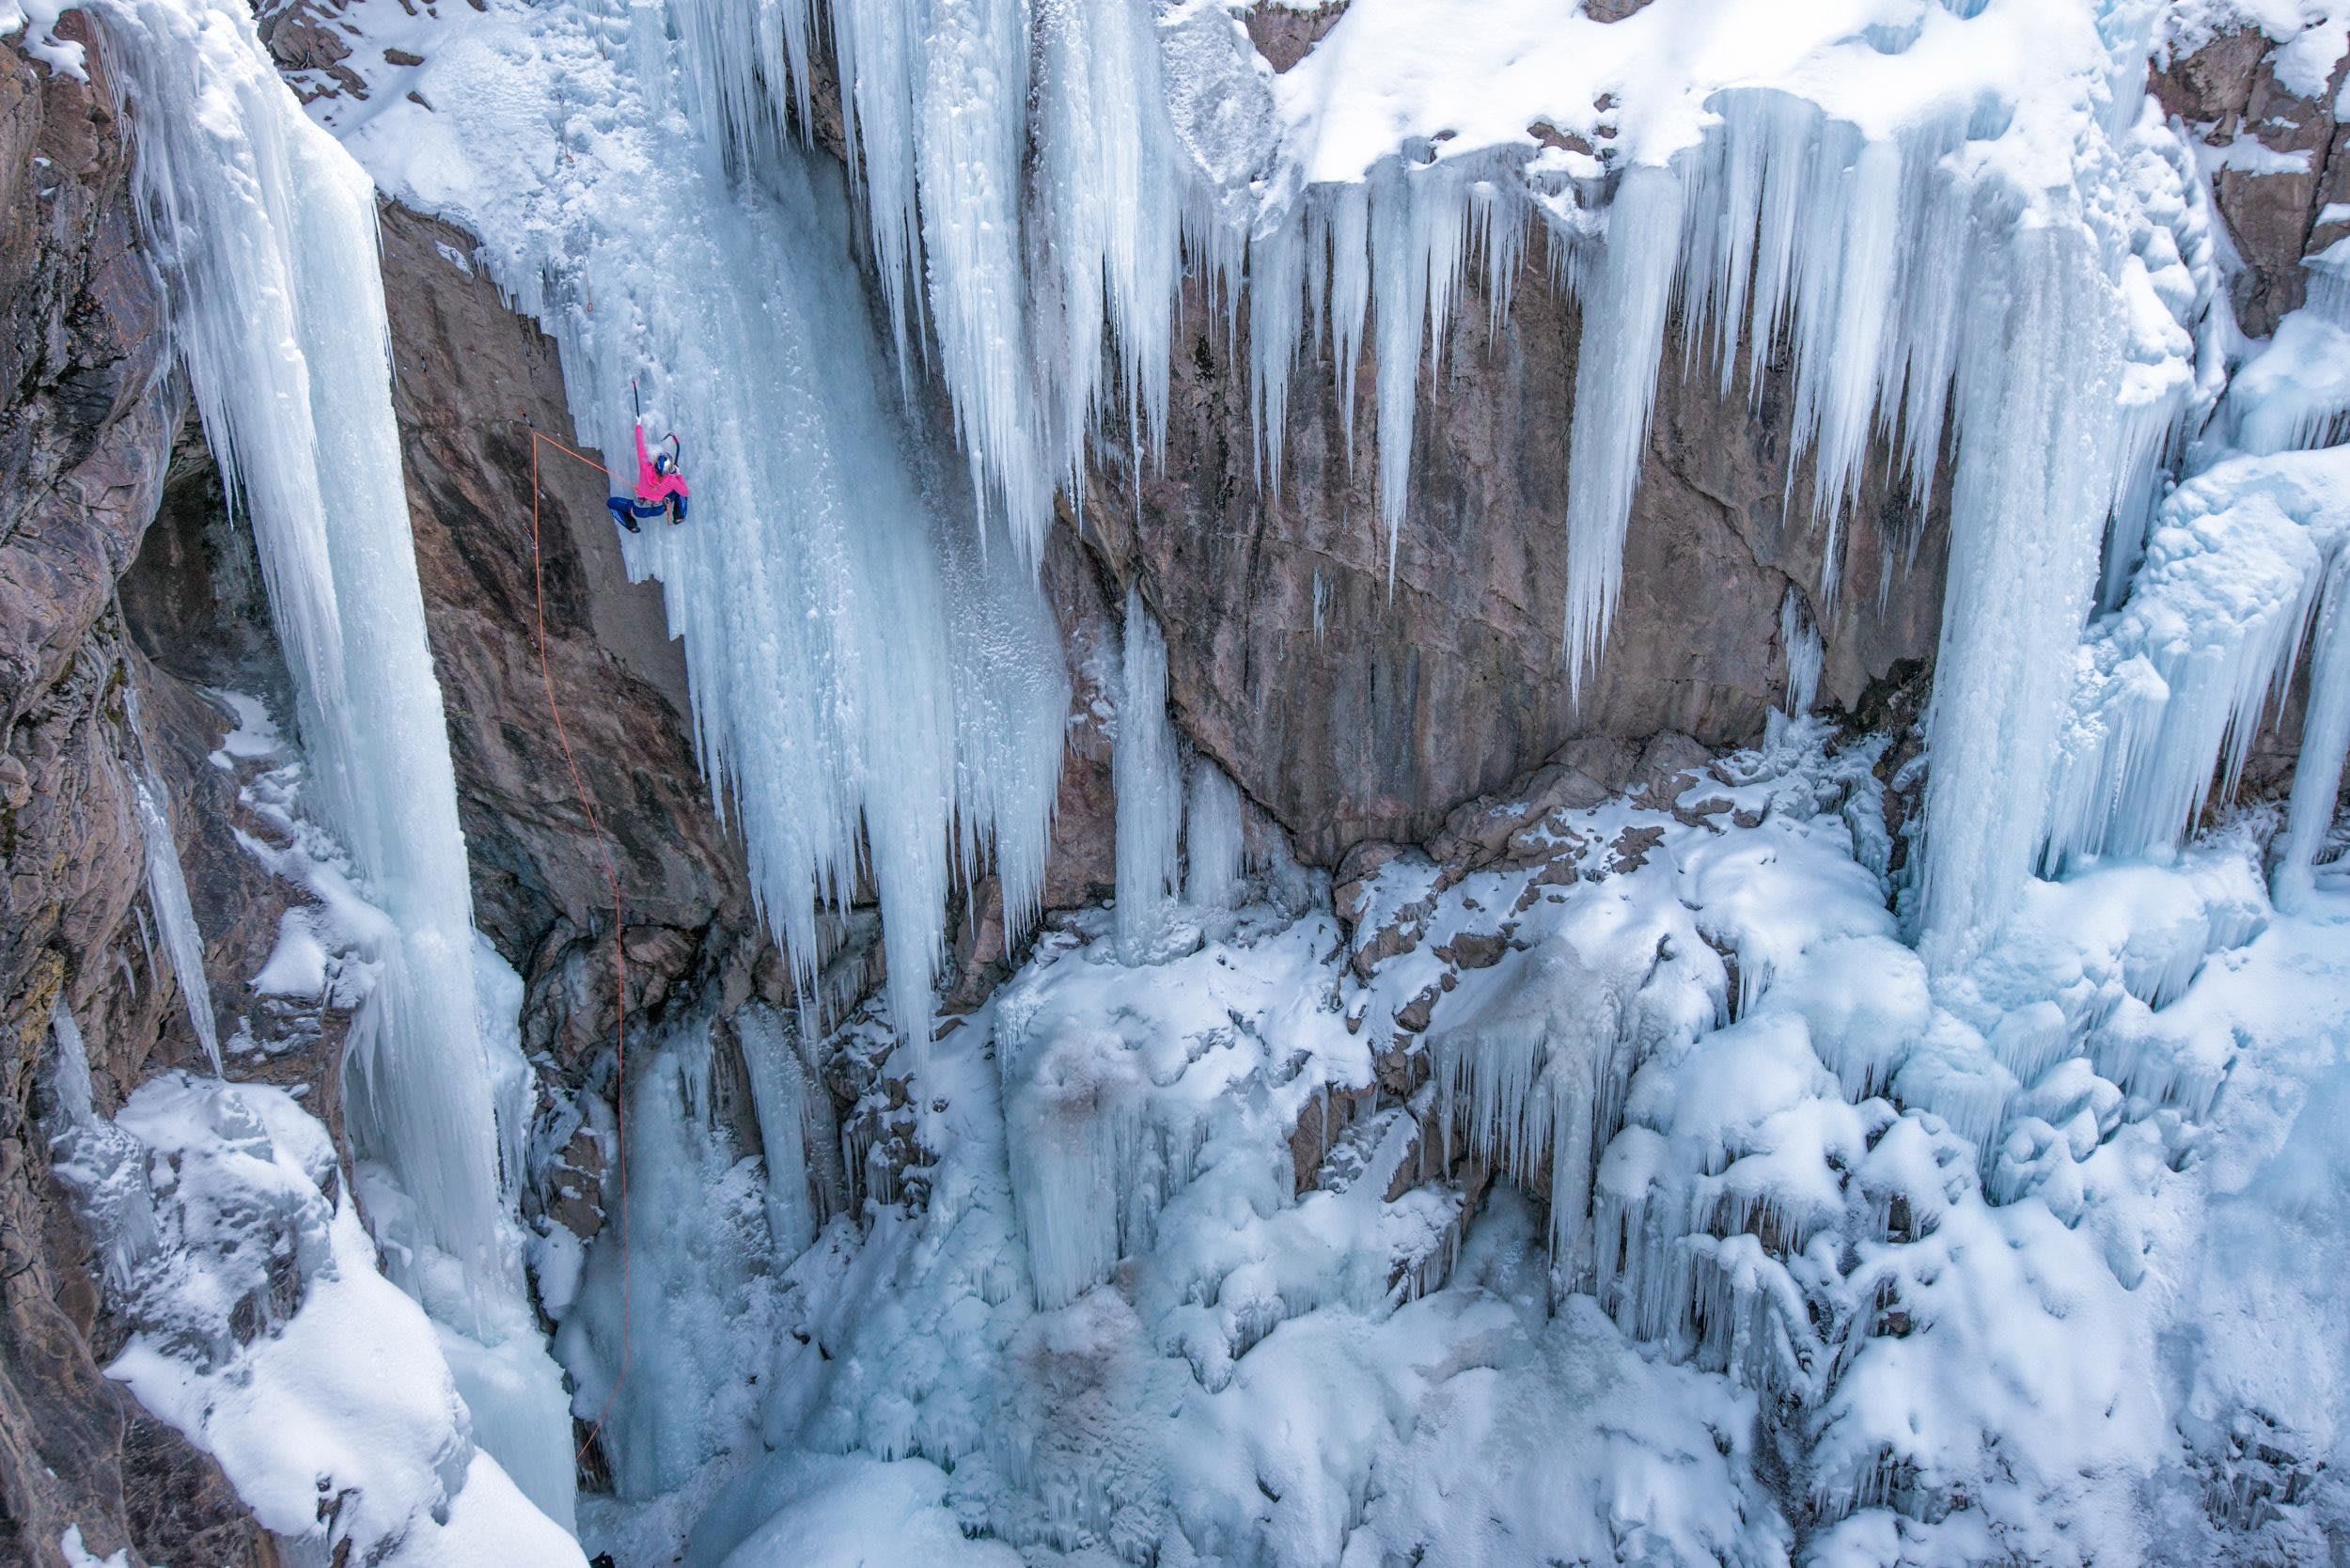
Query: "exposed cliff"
1079 255 1949 863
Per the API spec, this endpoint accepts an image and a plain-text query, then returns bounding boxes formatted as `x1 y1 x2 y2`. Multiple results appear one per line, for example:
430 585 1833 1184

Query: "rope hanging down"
526 428 633 1470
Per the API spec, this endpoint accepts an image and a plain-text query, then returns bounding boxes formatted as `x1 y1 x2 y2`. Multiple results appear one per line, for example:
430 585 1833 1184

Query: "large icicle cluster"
656 0 2213 967
95 0 510 1282
2051 447 2350 877
332 0 1069 1046
86 0 577 1527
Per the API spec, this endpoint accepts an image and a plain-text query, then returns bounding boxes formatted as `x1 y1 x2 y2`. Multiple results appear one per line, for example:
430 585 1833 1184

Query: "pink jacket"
634 423 690 505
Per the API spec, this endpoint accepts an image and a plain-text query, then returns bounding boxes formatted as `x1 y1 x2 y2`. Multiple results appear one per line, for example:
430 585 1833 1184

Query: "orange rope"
526 429 632 1472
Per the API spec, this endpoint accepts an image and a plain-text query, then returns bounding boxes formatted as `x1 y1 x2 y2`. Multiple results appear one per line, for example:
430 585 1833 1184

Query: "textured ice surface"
86 0 576 1529
71 0 2350 1560
327 0 1068 1049
533 716 2350 1566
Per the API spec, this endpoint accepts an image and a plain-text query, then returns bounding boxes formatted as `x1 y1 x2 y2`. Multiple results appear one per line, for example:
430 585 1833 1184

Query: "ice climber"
607 416 690 532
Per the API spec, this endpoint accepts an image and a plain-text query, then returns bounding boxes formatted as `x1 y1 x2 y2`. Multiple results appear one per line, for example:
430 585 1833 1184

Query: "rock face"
0 27 281 1568
2155 20 2350 337
1078 254 1949 864
1243 2 1348 71
372 201 778 1075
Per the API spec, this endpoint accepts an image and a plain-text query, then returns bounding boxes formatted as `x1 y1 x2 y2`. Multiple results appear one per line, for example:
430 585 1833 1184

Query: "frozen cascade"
559 1017 778 1499
342 0 1069 1048
1114 588 1183 956
121 688 221 1075
98 0 504 1281
1183 759 1246 910
1431 943 1634 1277
688 0 2201 963
1913 219 2151 967
2048 447 2350 876
2277 548 2350 912
89 0 573 1529
1778 588 1823 720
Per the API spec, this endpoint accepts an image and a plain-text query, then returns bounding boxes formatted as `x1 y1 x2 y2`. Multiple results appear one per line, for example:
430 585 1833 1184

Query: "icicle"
120 684 220 1075
1369 158 1473 576
2277 548 2350 913
739 1008 819 1259
1248 213 1307 492
1183 759 1245 910
96 0 511 1294
906 0 1045 544
1779 589 1824 719
1562 164 1684 699
1325 184 1371 457
127 763 220 1075
1114 588 1183 957
1030 0 1182 491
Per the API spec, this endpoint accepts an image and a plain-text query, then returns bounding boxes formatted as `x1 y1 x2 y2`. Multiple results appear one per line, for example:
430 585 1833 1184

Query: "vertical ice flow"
1184 759 1246 910
98 0 506 1297
92 0 573 1530
1115 588 1183 956
121 684 221 1075
1562 165 1684 698
2277 550 2350 912
466 0 1073 1049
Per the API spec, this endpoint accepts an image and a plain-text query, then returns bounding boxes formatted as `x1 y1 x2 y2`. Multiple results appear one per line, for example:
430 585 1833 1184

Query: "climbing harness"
525 427 634 1470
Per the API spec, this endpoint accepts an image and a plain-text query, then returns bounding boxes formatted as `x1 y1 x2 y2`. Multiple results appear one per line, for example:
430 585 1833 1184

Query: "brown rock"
2155 26 2350 336
1080 232 1949 868
370 201 793 1078
1245 2 1348 71
1040 511 1120 912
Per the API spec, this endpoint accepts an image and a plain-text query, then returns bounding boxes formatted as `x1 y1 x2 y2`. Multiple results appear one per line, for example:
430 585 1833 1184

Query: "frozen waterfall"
641 0 2208 966
91 0 573 1529
337 0 1069 1050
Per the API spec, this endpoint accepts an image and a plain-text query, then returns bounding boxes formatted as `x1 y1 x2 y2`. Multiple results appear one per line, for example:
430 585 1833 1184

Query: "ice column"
2277 550 2350 912
740 1007 819 1259
1115 588 1183 955
1183 759 1246 910
1562 165 1684 697
99 0 509 1288
95 0 572 1527
1779 589 1823 720
120 695 221 1075
1916 227 2131 968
